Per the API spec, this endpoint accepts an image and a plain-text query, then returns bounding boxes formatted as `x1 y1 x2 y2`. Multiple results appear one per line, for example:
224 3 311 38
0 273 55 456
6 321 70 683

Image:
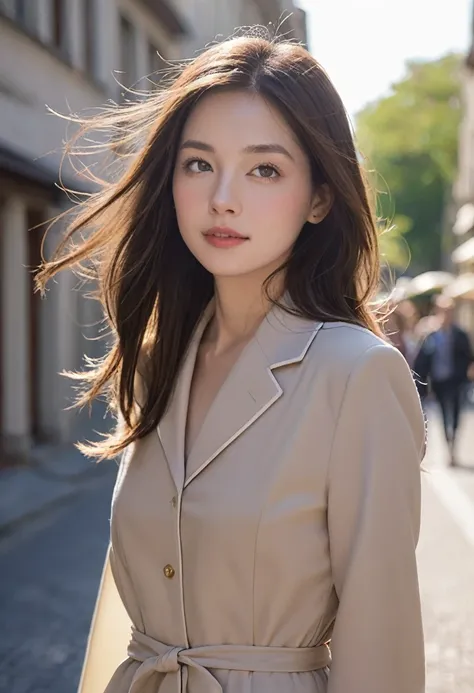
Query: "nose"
209 173 242 217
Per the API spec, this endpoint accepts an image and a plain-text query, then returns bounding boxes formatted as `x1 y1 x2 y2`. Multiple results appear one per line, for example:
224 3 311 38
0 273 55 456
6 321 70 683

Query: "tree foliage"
356 53 462 272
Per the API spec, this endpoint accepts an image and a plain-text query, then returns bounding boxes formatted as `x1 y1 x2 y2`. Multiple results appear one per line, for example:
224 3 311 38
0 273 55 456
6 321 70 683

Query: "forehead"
180 89 300 151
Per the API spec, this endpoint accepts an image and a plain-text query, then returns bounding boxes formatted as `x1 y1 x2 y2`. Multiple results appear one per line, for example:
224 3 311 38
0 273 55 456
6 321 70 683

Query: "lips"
202 227 249 249
204 227 249 239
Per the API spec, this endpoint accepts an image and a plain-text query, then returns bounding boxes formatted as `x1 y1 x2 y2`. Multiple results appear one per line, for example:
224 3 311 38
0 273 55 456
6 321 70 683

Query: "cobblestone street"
0 406 472 693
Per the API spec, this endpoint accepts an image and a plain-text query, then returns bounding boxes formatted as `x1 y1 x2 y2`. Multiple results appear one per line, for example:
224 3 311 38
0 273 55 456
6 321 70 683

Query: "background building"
0 0 306 463
449 1 474 337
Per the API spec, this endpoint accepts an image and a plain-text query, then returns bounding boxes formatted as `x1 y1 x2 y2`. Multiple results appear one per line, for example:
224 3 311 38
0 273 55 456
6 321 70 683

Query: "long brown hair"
36 33 383 459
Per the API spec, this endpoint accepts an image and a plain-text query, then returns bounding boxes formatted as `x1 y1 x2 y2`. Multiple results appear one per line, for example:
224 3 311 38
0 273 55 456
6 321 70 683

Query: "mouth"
203 227 249 240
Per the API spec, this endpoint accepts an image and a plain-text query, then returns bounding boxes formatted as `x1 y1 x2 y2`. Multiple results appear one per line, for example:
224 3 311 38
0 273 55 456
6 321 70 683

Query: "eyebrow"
179 139 294 161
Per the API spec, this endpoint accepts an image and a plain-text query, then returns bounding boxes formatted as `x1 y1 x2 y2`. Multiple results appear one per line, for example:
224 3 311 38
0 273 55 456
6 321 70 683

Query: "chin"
201 259 284 283
193 253 253 276
187 242 286 281
199 260 256 278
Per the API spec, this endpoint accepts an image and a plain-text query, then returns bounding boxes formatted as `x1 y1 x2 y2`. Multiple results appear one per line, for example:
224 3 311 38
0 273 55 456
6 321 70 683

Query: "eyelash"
181 157 282 181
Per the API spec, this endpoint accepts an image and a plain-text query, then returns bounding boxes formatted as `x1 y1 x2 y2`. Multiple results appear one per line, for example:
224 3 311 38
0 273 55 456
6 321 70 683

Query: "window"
14 0 27 23
84 0 96 76
0 0 14 17
0 1 68 58
119 14 137 92
0 0 37 35
51 0 65 51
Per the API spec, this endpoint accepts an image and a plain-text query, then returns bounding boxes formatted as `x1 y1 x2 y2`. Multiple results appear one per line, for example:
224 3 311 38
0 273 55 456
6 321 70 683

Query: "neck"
208 273 284 354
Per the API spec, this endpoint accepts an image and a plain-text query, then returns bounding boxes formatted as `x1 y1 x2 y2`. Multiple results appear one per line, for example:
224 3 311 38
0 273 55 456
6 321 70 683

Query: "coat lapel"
184 302 323 487
157 300 215 493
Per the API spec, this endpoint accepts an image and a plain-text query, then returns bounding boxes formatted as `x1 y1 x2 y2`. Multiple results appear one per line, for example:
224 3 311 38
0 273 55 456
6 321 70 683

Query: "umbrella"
443 272 474 300
404 271 455 298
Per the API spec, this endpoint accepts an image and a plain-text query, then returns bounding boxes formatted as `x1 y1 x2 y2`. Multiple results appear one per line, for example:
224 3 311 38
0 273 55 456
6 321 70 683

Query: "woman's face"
173 89 328 280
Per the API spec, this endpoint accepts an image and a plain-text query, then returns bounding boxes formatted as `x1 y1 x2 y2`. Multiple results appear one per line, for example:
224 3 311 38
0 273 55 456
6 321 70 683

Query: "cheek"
255 183 311 230
173 175 204 223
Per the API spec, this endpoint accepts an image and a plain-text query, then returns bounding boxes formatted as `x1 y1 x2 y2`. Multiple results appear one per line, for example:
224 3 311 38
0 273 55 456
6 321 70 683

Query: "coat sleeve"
327 344 426 693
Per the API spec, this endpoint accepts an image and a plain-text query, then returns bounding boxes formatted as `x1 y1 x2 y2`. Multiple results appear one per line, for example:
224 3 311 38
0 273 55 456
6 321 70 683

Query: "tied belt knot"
127 628 331 693
145 644 182 673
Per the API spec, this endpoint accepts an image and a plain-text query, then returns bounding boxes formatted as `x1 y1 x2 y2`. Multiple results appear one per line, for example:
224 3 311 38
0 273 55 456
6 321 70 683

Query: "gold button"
170 496 177 508
163 564 175 579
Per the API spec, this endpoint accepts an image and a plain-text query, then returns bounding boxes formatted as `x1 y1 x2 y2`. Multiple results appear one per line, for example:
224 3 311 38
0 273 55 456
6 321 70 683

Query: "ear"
307 184 334 224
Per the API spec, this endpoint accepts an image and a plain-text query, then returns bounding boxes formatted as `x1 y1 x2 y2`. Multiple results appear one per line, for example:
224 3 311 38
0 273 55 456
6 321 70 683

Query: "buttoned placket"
158 484 188 693
175 487 190 649
152 303 325 693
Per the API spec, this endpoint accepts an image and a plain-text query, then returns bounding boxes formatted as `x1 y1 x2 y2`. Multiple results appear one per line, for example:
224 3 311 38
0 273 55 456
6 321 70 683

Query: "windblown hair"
36 32 383 459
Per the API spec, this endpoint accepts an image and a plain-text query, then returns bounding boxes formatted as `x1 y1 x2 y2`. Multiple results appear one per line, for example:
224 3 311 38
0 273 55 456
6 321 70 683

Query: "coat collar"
157 295 323 492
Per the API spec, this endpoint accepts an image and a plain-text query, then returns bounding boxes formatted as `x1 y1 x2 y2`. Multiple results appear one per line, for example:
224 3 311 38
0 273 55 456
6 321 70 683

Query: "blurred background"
0 1 473 691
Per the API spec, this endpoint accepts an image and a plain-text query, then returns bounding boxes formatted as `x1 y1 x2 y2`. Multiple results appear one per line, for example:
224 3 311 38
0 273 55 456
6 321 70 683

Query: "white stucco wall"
0 17 111 187
454 68 474 205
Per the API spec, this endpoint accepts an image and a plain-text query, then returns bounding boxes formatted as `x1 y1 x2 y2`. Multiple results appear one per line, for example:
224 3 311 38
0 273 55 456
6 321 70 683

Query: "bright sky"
298 0 472 120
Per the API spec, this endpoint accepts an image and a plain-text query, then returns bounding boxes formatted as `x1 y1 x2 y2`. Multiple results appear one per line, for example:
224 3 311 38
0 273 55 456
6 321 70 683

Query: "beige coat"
78 301 426 693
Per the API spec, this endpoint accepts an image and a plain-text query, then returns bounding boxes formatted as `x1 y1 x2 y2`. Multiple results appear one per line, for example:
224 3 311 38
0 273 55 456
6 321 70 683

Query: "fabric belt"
127 628 331 693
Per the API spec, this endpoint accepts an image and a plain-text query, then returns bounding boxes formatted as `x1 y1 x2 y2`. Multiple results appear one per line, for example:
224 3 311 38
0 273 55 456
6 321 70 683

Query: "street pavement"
419 404 474 693
0 405 472 693
0 468 116 693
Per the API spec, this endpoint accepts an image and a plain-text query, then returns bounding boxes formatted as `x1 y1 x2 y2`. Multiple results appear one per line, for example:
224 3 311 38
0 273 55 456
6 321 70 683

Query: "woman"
37 34 426 693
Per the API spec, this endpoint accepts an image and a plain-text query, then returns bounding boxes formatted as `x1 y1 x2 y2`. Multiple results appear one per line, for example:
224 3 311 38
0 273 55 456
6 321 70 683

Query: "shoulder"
301 320 420 423
312 320 407 379
453 325 469 339
315 322 426 459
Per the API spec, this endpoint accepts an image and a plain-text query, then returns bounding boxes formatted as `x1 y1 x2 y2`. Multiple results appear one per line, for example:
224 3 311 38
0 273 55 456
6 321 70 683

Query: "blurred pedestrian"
414 295 474 465
398 300 421 369
383 299 422 369
37 33 426 693
384 302 407 358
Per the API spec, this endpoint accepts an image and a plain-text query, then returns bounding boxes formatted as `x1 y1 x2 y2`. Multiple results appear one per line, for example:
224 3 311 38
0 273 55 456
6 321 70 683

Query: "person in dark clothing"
414 295 474 465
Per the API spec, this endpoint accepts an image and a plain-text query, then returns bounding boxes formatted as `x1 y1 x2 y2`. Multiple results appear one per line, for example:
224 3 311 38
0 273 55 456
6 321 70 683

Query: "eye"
252 164 281 180
183 157 212 173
